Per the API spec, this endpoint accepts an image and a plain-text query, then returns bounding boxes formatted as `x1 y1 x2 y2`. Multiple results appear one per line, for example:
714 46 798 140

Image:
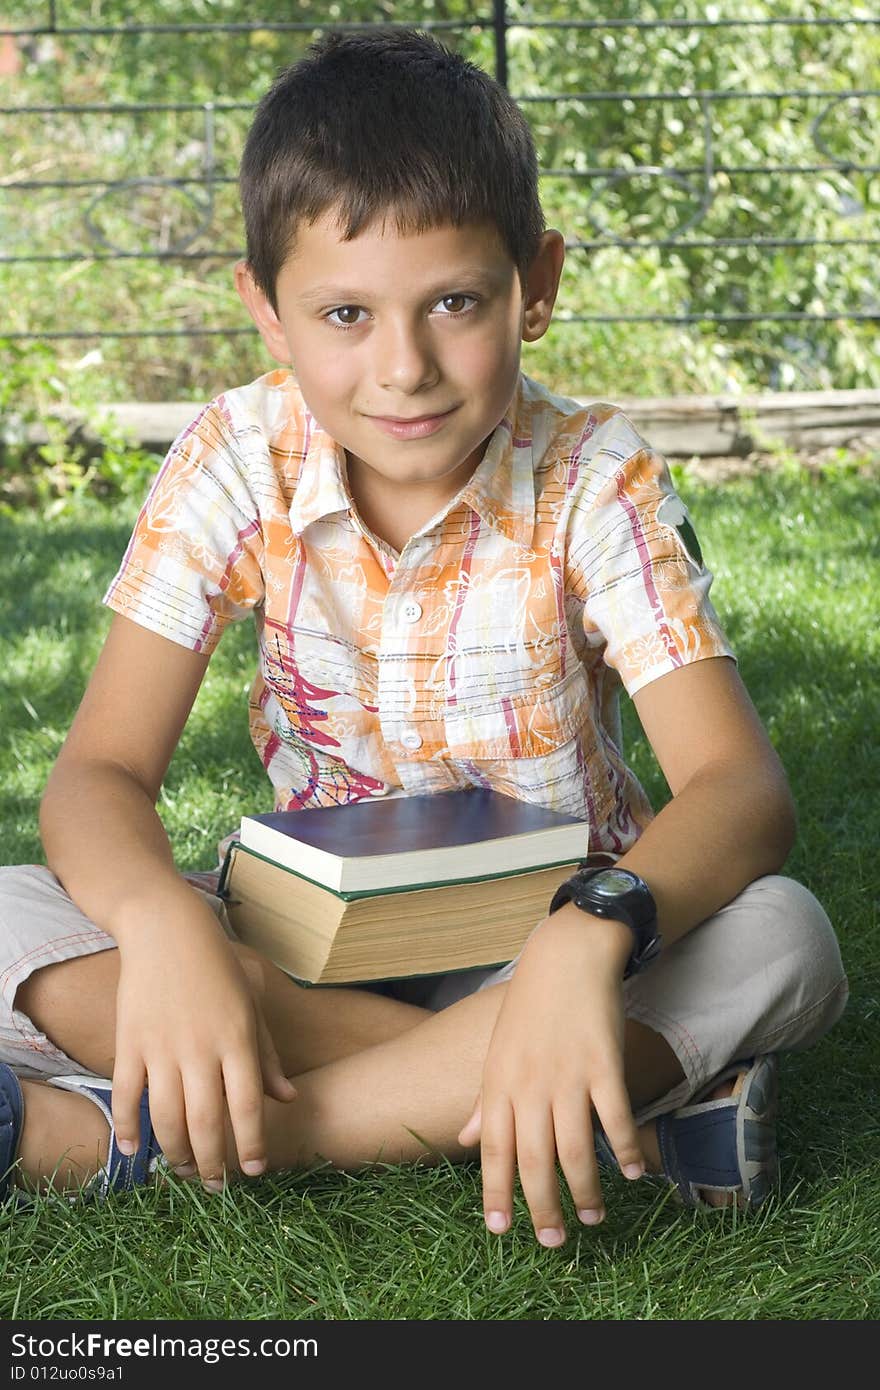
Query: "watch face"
589 868 638 896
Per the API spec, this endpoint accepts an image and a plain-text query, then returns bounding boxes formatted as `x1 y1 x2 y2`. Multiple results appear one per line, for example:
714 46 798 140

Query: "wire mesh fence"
1 2 878 397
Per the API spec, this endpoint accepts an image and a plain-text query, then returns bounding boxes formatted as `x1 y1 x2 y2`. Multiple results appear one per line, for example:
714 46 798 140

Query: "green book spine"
217 840 583 904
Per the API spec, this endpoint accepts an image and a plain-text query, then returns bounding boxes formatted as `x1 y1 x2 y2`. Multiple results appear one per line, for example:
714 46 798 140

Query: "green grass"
1 459 879 1320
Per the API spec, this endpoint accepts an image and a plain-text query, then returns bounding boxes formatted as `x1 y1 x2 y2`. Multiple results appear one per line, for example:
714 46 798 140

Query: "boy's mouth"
367 406 459 439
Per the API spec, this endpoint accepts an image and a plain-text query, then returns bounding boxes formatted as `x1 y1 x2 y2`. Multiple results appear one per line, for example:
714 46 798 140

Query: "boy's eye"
323 294 478 331
327 305 366 328
436 294 476 315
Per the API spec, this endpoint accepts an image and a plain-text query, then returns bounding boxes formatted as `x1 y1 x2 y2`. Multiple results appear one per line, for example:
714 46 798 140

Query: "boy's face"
236 209 564 528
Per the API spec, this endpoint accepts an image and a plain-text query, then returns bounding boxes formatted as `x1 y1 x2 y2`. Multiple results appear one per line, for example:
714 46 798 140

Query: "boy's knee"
0 863 72 962
228 937 274 992
0 861 61 899
745 875 843 970
0 862 118 1041
737 874 849 1048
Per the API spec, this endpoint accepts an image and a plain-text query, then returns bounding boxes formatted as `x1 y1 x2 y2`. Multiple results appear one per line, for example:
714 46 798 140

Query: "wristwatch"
547 865 662 979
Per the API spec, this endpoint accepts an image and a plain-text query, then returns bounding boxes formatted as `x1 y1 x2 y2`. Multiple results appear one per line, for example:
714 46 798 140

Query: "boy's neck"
344 445 488 556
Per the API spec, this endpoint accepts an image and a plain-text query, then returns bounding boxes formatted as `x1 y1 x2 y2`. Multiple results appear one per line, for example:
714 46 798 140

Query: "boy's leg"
4 867 683 1193
237 987 681 1174
200 873 845 1222
616 874 848 1124
6 860 684 1109
0 861 441 1190
3 867 846 1208
15 972 679 1190
17 940 435 1081
1 864 432 1082
196 872 848 1182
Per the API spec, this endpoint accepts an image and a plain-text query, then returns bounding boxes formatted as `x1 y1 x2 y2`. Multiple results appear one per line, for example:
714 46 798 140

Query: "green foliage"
1 0 877 420
0 341 162 517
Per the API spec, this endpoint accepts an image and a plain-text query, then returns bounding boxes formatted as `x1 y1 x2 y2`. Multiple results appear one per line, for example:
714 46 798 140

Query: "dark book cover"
241 787 588 859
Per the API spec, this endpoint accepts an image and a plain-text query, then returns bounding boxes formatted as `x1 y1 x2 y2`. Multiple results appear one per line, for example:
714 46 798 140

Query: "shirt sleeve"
102 399 265 656
569 426 736 697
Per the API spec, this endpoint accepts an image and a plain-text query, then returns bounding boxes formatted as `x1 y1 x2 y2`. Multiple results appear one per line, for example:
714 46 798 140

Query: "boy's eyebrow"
295 270 504 306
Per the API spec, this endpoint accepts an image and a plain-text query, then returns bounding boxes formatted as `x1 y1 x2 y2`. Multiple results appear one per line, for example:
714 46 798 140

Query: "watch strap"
548 864 661 979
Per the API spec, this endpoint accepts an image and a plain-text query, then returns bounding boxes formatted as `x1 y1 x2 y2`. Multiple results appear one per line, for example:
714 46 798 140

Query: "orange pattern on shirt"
103 369 734 857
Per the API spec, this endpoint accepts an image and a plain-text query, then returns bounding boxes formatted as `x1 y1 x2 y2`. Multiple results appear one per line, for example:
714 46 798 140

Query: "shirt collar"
289 372 535 549
287 411 352 539
456 374 534 548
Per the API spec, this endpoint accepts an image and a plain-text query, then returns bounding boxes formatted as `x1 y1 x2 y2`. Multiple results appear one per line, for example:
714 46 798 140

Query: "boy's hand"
457 912 644 1246
111 902 296 1188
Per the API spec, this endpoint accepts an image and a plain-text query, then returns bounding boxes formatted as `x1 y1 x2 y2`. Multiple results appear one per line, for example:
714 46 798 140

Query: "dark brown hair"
239 27 546 311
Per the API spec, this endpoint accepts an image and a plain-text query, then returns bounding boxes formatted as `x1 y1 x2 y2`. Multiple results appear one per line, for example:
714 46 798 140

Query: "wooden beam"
596 389 880 456
5 389 880 457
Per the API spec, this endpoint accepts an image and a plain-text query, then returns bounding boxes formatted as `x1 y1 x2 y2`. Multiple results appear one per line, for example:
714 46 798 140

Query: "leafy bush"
0 341 161 517
1 0 877 505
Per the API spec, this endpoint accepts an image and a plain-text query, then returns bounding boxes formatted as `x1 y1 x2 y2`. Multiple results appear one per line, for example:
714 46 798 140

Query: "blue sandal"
657 1054 779 1209
596 1054 779 1210
0 1063 162 1200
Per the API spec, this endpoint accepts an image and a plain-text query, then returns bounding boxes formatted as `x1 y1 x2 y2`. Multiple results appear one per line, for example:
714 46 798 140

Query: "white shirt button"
400 728 423 750
402 600 422 623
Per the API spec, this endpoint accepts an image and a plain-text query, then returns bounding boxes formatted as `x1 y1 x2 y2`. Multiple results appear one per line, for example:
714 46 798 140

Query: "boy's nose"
375 322 440 393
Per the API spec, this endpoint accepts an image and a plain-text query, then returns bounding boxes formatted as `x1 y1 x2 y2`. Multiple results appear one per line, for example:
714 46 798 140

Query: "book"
237 787 590 893
218 788 592 985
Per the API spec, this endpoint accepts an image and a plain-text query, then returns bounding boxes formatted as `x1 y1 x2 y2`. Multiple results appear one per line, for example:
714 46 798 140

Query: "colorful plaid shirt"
103 368 734 858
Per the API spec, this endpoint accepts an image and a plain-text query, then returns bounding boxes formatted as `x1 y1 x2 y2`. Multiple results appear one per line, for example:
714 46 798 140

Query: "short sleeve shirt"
103 368 735 857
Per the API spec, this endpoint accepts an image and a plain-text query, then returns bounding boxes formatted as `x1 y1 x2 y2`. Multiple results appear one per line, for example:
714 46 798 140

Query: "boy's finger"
456 1094 482 1147
255 1010 297 1103
478 1096 516 1235
222 1053 270 1178
513 1102 568 1247
553 1095 604 1224
182 1068 230 1190
110 1052 148 1158
593 1078 645 1181
140 1067 193 1175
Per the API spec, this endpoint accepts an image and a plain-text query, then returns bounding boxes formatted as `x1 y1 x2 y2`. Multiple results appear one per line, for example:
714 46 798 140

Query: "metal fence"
1 3 878 348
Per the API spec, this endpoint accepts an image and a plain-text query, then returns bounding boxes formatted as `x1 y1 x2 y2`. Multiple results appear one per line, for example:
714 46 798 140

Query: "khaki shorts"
0 862 849 1125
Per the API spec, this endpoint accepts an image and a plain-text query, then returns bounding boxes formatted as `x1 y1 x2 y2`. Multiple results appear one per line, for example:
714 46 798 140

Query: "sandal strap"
655 1054 779 1209
0 1065 25 1199
47 1075 162 1195
593 1122 623 1170
656 1103 742 1206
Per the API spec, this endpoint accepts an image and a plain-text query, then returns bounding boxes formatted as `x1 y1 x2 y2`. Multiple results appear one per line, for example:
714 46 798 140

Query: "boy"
0 29 847 1247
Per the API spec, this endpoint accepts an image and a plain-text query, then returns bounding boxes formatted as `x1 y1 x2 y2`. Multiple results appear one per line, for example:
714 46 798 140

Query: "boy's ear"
521 230 566 344
234 260 291 364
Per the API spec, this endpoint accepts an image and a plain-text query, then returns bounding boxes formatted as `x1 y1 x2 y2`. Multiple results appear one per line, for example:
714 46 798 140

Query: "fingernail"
577 1208 604 1226
116 1140 137 1157
241 1160 265 1177
537 1227 566 1247
623 1163 645 1180
203 1178 224 1193
486 1210 509 1233
174 1162 197 1178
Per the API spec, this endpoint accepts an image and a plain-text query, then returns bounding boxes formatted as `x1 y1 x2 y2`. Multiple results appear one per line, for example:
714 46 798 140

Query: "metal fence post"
1 11 877 354
493 0 507 90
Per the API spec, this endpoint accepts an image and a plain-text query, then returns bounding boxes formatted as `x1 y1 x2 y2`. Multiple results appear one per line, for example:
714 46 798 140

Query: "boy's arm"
41 611 212 925
40 612 296 1184
459 654 795 1241
606 651 795 939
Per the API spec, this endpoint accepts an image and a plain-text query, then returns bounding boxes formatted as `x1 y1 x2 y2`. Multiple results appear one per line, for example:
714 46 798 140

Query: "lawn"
0 457 878 1320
